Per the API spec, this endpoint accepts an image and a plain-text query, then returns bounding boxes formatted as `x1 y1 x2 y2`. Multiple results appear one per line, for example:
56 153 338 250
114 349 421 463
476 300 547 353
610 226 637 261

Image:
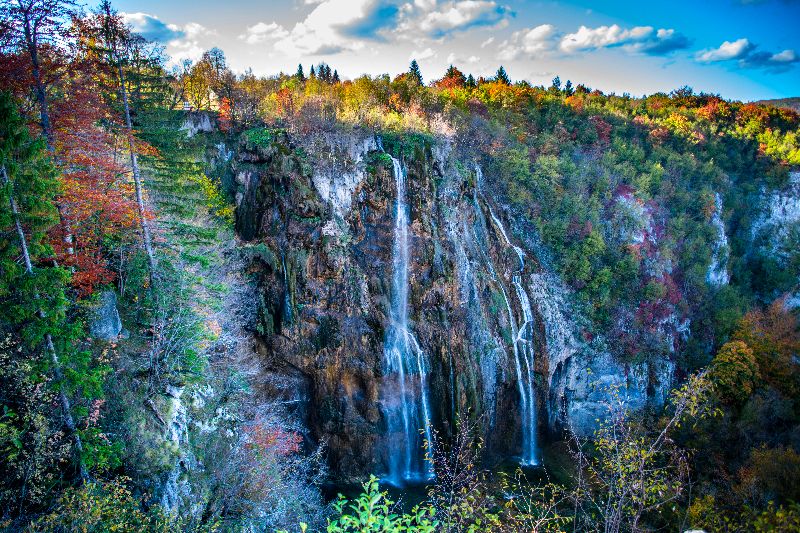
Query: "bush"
711 340 759 404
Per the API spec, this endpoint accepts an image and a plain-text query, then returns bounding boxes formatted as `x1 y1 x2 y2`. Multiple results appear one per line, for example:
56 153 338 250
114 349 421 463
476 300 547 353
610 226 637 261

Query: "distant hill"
754 97 800 113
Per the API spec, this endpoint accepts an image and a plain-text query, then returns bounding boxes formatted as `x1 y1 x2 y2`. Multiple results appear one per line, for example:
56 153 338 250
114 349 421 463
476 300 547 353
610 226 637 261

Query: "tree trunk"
22 10 75 258
117 61 157 289
2 164 88 482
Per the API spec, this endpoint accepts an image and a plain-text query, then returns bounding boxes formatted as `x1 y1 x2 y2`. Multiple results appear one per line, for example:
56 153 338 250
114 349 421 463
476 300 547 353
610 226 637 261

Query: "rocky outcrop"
234 128 679 480
88 290 122 341
181 112 216 137
753 171 800 261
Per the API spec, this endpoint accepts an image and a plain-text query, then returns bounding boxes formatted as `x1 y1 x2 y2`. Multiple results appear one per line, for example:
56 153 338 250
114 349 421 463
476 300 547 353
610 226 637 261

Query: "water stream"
382 155 435 485
475 165 539 466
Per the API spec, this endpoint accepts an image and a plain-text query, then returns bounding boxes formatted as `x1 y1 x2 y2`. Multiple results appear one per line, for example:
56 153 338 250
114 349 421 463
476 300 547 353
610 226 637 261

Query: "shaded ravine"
381 154 435 485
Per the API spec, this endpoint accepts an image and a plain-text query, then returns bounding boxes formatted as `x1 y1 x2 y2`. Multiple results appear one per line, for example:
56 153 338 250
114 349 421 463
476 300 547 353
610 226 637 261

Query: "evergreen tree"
564 79 574 96
0 91 90 482
309 64 316 79
296 63 305 82
551 75 562 92
495 65 510 85
466 73 476 88
332 69 340 83
409 59 423 85
0 91 62 342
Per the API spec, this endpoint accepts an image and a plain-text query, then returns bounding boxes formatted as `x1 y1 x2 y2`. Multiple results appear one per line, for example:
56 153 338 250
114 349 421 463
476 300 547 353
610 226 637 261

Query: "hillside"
755 97 800 113
1 3 800 532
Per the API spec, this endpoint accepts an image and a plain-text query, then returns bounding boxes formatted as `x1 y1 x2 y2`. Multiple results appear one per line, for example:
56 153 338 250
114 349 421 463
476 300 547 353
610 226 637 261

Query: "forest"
1 0 800 531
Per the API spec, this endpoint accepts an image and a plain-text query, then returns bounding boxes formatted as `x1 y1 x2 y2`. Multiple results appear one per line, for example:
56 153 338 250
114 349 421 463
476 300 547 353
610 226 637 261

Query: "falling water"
382 155 435 485
475 165 539 466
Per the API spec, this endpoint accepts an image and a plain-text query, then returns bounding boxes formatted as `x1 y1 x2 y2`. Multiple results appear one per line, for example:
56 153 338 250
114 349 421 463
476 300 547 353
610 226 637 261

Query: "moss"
314 316 342 351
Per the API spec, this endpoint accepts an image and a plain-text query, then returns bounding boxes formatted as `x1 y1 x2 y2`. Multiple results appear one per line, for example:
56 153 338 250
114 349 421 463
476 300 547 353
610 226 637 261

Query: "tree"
332 69 340 83
295 63 305 82
0 0 77 147
711 340 759 404
309 64 315 79
1 0 79 259
732 299 800 396
551 75 561 92
434 64 466 89
494 65 510 85
408 59 423 85
0 90 88 482
92 1 157 290
465 73 476 88
564 79 574 96
568 373 716 532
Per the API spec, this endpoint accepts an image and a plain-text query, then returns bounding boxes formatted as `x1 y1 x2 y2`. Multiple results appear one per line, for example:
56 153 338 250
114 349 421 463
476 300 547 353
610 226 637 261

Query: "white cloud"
411 47 436 60
498 24 557 60
274 0 397 56
239 22 288 45
696 38 798 71
559 24 689 56
560 25 647 53
412 1 508 37
695 38 753 62
144 20 216 67
122 12 184 42
481 36 494 48
445 52 480 64
770 49 798 63
397 1 511 40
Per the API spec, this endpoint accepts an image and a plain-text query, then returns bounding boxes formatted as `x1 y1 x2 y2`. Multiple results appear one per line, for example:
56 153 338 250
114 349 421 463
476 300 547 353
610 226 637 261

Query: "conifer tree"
495 65 510 85
96 1 157 290
296 63 305 82
409 59 423 85
0 91 88 482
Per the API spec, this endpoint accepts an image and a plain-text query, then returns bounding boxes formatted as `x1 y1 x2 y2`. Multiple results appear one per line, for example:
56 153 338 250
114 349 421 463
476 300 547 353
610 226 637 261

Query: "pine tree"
564 79 574 96
551 75 562 92
466 73 476 88
332 69 340 83
0 90 88 482
409 59 423 85
495 65 510 85
97 1 157 290
309 64 316 79
296 63 305 82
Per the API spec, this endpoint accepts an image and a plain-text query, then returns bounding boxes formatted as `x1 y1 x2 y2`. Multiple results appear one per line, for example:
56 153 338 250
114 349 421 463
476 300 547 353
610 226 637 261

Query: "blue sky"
113 0 800 101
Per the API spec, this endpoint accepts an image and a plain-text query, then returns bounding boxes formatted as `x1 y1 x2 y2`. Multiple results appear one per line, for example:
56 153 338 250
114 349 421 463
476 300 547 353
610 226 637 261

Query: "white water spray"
382 155 435 485
476 165 539 466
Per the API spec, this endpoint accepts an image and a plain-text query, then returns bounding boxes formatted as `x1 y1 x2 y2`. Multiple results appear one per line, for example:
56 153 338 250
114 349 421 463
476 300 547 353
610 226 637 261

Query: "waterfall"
382 155 435 485
476 165 539 466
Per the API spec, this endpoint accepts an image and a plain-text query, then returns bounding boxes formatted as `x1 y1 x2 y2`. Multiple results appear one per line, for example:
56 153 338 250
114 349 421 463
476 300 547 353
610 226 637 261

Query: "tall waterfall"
382 155 435 485
476 165 539 466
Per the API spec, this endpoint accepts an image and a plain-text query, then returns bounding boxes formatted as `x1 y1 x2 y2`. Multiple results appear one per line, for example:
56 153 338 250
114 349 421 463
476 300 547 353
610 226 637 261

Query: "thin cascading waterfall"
475 164 539 466
382 155 434 485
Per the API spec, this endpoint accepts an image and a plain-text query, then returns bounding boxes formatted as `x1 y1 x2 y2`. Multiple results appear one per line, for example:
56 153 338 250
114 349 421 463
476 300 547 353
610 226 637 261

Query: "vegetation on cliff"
1 1 799 531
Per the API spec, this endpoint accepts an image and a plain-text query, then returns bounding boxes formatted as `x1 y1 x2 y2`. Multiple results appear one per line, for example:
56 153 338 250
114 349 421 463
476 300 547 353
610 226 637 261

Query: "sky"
111 0 800 101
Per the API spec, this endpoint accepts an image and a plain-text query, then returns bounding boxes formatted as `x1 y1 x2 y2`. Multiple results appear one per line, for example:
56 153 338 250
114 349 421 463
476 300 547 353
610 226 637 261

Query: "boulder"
89 290 122 341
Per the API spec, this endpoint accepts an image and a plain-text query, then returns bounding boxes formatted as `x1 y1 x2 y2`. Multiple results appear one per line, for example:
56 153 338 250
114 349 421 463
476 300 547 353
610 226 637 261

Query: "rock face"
233 129 680 481
89 290 122 341
181 112 216 137
753 171 800 260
